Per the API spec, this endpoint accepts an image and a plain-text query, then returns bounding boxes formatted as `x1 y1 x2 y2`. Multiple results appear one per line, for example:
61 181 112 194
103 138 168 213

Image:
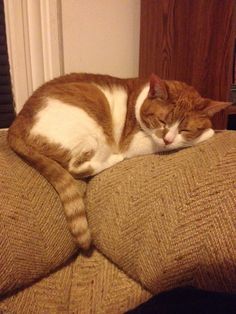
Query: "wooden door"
139 0 236 128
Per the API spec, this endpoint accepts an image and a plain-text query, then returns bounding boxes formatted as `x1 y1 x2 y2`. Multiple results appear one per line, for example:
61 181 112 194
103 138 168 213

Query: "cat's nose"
163 138 173 145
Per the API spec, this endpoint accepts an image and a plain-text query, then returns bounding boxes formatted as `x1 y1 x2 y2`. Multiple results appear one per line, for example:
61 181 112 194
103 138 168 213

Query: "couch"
0 129 235 313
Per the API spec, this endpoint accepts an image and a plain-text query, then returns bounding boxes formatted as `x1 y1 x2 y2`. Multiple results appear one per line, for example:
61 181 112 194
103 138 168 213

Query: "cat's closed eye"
158 119 166 125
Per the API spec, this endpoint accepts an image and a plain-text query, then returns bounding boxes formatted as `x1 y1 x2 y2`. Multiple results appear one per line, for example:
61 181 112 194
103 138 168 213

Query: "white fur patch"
193 128 215 144
96 85 128 144
135 84 149 131
124 131 158 158
30 98 106 151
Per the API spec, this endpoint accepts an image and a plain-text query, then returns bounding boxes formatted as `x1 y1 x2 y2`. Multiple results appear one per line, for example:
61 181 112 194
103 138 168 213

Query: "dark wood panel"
140 0 236 128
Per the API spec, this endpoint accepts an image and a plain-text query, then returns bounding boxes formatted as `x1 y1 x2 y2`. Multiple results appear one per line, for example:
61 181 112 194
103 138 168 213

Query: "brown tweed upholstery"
0 130 236 312
0 132 81 295
87 131 236 293
0 250 151 313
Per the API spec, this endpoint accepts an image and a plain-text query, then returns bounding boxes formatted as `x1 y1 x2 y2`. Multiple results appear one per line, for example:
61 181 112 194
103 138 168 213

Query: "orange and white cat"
8 73 230 249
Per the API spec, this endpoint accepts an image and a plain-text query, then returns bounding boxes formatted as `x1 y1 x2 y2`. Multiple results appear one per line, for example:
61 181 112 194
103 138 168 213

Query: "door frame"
4 0 64 112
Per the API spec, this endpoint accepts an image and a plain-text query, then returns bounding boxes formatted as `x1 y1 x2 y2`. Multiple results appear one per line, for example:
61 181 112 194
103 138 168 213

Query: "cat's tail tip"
74 229 92 250
67 210 92 250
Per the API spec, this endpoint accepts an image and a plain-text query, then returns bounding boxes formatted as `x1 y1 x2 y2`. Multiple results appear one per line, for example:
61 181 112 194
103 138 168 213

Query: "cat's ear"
148 74 168 100
199 100 231 117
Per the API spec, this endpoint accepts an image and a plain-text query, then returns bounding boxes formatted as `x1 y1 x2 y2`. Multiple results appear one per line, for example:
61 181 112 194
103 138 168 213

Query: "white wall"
4 0 140 112
61 0 140 78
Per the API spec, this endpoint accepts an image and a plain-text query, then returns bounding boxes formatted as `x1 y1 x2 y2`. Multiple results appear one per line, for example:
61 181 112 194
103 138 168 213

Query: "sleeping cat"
8 73 230 249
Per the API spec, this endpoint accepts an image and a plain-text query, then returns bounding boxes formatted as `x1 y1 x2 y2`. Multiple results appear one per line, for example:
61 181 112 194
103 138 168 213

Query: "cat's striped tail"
7 130 92 250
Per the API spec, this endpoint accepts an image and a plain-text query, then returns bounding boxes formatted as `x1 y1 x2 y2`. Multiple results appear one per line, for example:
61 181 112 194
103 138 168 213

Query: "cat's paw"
70 149 95 169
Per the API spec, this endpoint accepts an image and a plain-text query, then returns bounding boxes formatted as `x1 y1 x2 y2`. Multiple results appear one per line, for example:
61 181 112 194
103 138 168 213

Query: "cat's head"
137 74 231 150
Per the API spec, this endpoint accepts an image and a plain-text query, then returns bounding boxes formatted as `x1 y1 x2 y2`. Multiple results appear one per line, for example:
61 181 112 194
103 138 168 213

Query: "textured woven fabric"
0 250 151 313
0 131 83 295
1 130 236 311
86 131 236 293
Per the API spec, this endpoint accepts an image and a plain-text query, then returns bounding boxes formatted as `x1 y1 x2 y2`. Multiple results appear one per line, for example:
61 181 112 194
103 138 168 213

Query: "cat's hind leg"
70 149 124 178
69 136 98 177
69 136 124 178
90 153 124 175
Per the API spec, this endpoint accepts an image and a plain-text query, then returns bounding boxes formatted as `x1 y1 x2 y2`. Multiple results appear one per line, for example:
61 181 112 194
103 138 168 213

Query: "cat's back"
9 73 136 150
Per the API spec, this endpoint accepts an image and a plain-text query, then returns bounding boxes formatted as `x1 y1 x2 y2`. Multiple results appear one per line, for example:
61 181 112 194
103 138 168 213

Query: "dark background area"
0 0 15 129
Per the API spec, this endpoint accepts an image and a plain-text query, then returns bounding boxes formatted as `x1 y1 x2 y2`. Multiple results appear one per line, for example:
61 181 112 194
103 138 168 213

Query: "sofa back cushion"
86 131 236 293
